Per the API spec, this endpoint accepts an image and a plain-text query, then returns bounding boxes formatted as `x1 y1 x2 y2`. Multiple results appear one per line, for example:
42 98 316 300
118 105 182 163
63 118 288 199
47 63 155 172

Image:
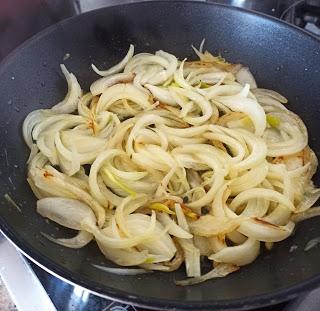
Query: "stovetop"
1 1 320 311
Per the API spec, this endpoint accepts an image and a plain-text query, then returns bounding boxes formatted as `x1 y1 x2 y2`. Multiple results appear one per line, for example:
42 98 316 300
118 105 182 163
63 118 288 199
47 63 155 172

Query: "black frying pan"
1 1 320 310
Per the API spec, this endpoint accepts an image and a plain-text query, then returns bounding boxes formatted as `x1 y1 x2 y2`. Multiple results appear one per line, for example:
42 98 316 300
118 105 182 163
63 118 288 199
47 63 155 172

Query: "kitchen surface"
0 279 16 311
1 0 320 310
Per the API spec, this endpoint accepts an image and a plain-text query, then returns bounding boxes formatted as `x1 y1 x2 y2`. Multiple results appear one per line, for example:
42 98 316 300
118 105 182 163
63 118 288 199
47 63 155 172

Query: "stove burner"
282 0 320 36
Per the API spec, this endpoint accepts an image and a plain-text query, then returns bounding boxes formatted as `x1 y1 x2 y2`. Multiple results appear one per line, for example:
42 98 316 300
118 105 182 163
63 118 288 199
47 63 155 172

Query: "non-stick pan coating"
1 1 320 310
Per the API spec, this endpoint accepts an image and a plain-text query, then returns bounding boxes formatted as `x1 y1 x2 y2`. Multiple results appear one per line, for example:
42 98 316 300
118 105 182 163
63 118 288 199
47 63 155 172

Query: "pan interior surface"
1 1 320 309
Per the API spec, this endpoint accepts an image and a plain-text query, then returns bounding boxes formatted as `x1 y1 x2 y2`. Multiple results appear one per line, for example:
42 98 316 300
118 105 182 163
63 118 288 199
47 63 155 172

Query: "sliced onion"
229 161 268 195
170 86 213 125
41 230 93 248
235 67 257 89
22 109 54 148
33 166 106 227
123 213 177 260
97 236 150 266
157 212 193 239
193 236 213 256
96 83 152 114
37 197 96 230
190 215 240 237
85 211 158 249
90 72 134 95
175 263 239 286
230 188 295 212
209 238 260 266
292 206 320 223
92 264 151 275
296 188 320 213
145 84 177 106
213 84 266 136
92 44 134 77
27 144 39 164
253 88 288 104
52 65 82 114
237 218 295 242
178 238 201 277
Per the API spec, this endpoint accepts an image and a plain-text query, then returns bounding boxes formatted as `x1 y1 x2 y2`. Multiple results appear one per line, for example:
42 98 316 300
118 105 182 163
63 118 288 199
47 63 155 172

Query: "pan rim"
1 1 320 309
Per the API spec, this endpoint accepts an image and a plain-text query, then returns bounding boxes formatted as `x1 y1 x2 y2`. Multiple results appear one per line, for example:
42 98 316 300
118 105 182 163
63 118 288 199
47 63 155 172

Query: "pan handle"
0 232 57 311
